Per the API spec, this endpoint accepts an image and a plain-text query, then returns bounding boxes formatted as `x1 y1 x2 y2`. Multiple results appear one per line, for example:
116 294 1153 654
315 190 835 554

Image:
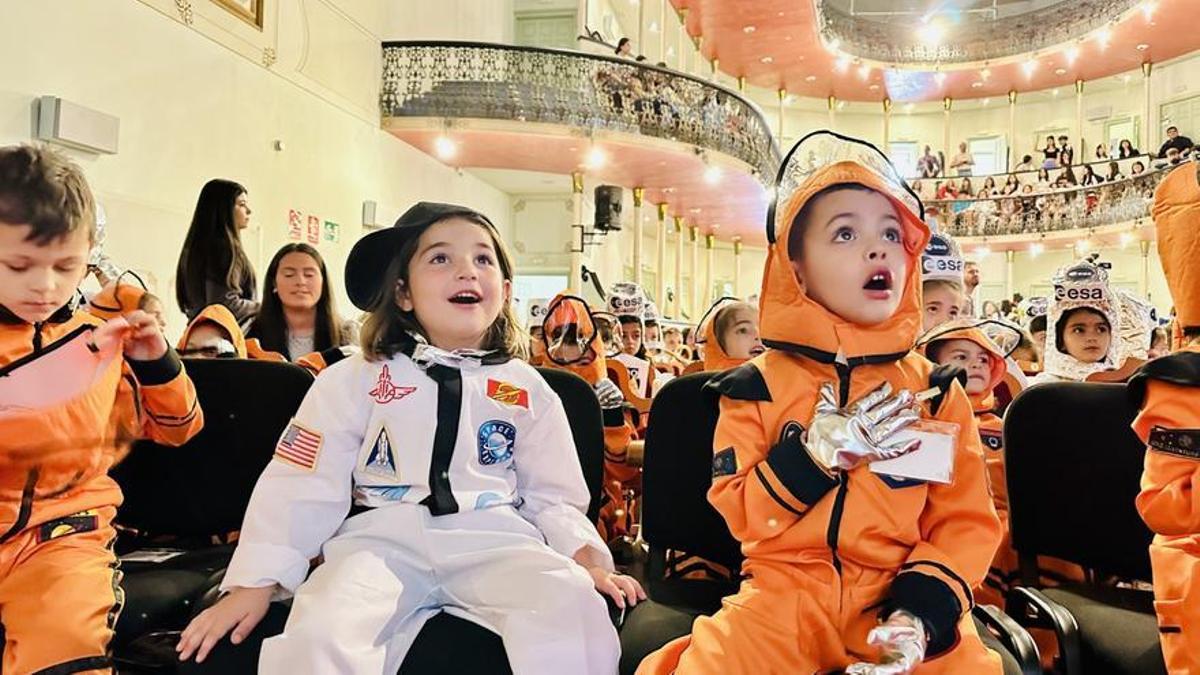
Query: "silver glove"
594 378 625 410
804 381 922 474
844 611 927 675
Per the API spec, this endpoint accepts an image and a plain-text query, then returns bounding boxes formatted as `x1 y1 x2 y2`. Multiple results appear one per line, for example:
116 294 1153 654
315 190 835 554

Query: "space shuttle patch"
363 426 398 477
487 379 530 409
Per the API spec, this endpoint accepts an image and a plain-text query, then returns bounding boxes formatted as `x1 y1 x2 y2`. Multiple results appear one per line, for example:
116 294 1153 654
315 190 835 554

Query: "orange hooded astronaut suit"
696 298 756 373
0 305 203 674
541 293 640 541
916 321 1009 608
638 134 1002 674
1129 162 1200 672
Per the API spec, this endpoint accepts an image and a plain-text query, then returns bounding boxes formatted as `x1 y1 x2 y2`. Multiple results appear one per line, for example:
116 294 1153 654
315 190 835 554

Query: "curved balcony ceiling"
385 123 771 243
671 0 1198 102
381 43 779 244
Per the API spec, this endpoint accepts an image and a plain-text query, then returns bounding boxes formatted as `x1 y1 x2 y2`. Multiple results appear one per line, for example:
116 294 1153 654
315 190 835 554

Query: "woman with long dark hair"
247 243 354 360
175 179 258 327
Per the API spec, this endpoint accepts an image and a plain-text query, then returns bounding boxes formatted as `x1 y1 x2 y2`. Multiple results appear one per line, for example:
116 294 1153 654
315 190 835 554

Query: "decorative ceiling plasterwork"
815 0 1143 68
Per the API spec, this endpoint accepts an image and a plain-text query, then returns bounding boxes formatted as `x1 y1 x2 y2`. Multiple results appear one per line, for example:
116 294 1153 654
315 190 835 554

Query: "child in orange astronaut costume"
0 145 203 675
540 293 640 542
638 132 1002 674
695 298 764 372
1129 161 1200 673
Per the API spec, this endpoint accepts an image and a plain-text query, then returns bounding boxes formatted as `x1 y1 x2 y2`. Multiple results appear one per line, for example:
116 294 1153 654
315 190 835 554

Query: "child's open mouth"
862 268 894 299
448 291 482 305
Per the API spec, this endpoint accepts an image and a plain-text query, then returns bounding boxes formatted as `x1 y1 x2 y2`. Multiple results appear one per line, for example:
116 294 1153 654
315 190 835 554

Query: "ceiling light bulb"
858 64 871 80
1096 26 1112 48
1120 232 1135 248
980 68 991 80
1141 1 1157 20
916 19 944 47
1076 238 1091 252
704 165 722 184
934 72 948 86
1066 46 1079 64
585 147 607 169
827 38 841 52
1022 58 1038 77
1030 243 1044 257
982 97 991 106
835 57 850 72
975 247 992 260
434 135 457 160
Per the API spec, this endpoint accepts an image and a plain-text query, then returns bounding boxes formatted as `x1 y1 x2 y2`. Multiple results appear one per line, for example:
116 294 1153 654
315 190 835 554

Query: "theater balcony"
923 154 1177 255
380 41 780 244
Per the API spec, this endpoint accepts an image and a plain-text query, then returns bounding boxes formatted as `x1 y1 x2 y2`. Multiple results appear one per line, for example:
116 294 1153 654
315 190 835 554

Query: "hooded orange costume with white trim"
0 301 203 674
1128 162 1200 672
697 299 757 372
541 294 639 541
638 138 1001 674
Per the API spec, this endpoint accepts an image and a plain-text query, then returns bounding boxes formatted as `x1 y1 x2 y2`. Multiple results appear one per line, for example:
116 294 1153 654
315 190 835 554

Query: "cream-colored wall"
385 0 515 43
0 0 513 338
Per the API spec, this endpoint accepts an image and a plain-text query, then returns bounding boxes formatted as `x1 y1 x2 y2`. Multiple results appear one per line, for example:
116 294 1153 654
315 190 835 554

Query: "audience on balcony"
949 141 975 176
1118 138 1139 158
1157 125 1194 158
1014 154 1037 172
1095 144 1110 161
616 37 633 58
1041 135 1060 167
917 145 941 178
1058 134 1075 166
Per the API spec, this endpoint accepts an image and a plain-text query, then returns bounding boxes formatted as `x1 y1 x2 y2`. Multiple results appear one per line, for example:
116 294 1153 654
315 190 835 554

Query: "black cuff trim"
886 571 964 657
127 348 183 386
1129 352 1200 405
765 433 837 506
319 345 349 367
706 363 771 401
602 405 625 427
32 655 114 675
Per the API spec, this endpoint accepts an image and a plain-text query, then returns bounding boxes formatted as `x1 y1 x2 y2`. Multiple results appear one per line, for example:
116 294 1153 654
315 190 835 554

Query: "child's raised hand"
121 310 168 362
585 566 646 609
176 585 274 663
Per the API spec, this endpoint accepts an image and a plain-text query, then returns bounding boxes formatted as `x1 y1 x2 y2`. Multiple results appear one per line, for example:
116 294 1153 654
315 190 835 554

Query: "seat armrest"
1006 586 1082 674
973 604 1042 675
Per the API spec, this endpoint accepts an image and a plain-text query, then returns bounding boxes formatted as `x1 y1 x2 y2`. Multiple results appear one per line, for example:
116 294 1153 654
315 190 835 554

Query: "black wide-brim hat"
345 201 500 311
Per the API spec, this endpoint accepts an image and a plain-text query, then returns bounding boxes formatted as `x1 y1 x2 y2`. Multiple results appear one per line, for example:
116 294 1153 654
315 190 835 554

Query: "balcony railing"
926 163 1178 239
380 41 781 180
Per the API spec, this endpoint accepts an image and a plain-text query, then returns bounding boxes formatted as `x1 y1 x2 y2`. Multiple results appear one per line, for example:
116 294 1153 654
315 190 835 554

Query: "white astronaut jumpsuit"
220 345 619 674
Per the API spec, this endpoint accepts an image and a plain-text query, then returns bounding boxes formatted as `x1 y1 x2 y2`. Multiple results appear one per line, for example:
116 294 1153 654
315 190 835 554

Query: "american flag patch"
274 421 323 471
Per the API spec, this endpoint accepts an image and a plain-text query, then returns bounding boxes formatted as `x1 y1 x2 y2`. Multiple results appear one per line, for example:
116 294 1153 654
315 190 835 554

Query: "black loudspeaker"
594 185 623 231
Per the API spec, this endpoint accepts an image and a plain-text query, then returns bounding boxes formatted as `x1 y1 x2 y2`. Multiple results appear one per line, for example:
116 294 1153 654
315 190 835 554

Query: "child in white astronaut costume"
1030 259 1121 384
177 202 643 674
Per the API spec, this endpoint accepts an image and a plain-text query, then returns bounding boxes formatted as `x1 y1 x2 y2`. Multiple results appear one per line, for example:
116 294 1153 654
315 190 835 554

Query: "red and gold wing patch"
487 379 529 409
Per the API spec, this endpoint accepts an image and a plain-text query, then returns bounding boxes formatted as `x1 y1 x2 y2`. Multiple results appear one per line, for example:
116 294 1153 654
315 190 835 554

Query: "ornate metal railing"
816 0 1140 65
381 41 781 179
926 164 1177 238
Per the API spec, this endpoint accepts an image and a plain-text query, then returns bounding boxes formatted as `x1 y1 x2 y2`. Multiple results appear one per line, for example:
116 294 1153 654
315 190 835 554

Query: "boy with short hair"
638 133 1001 674
1129 161 1200 672
0 144 203 674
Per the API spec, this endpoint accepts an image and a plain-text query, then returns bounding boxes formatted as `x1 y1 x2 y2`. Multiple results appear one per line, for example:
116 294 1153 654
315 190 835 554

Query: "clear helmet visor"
542 295 599 366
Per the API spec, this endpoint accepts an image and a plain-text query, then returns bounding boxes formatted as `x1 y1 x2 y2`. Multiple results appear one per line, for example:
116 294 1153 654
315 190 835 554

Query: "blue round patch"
478 420 516 465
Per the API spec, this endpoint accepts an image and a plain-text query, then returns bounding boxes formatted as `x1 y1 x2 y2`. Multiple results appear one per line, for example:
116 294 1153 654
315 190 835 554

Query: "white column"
569 172 584 294
943 97 952 168
1140 240 1151 297
673 215 684 318
1008 91 1018 170
732 237 742 298
1075 79 1085 153
1005 249 1015 300
778 88 787 141
637 0 646 58
690 224 700 318
1143 62 1154 152
882 98 892 149
704 233 714 309
828 95 837 131
676 8 687 71
632 187 644 286
657 0 666 64
655 202 667 308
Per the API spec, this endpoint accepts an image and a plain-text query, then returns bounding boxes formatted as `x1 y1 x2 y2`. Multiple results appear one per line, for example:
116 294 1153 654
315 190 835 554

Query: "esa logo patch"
713 447 738 477
478 420 517 465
